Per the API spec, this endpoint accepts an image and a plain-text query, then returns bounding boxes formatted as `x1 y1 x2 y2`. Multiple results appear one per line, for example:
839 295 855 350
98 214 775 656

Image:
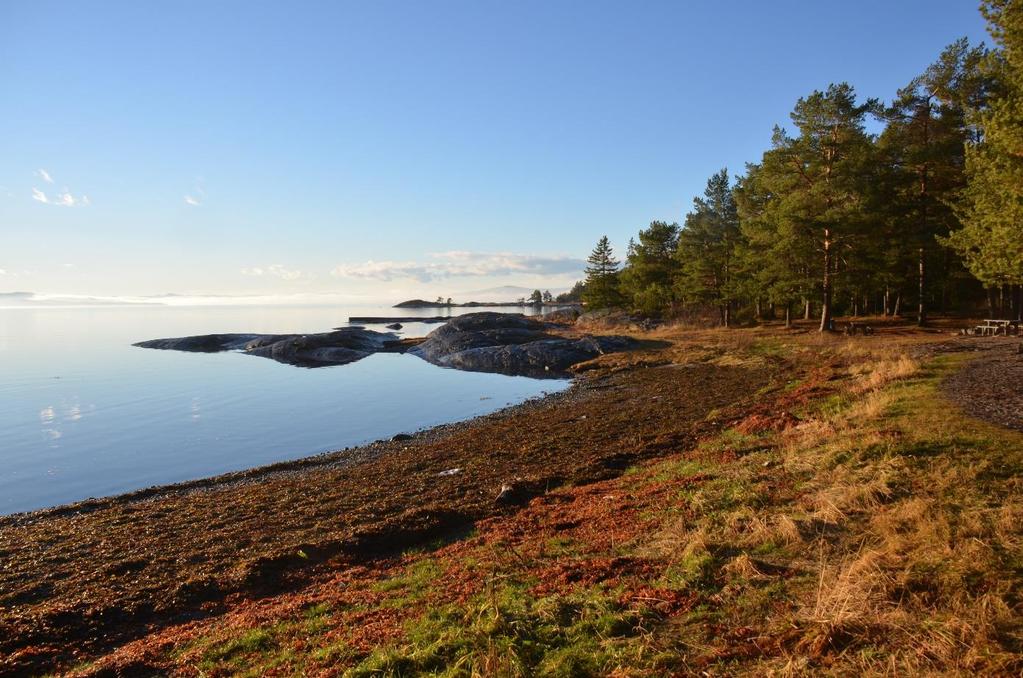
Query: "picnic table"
974 319 1021 336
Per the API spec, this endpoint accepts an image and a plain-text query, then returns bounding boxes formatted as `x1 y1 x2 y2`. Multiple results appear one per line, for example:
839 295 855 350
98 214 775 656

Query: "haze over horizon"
1 1 988 302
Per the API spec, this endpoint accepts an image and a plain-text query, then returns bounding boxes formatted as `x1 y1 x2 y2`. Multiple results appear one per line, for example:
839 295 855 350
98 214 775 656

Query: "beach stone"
495 482 517 505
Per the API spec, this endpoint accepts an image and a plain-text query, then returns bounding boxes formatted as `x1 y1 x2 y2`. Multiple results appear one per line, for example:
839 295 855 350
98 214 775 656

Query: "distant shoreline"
394 298 582 309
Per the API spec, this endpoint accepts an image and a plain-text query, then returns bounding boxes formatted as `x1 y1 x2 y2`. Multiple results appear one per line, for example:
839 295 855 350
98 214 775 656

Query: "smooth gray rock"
135 313 637 376
407 312 637 377
133 333 265 353
135 328 400 367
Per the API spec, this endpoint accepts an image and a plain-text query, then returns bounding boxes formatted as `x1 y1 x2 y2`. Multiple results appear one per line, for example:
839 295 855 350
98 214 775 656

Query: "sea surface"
0 304 570 515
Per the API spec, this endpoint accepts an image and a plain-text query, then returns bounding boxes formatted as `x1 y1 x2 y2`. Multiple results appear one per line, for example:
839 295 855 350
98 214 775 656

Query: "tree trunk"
784 304 791 328
917 103 930 327
893 293 902 317
917 247 926 326
804 298 811 320
884 287 890 316
940 250 950 315
987 288 995 318
819 229 833 332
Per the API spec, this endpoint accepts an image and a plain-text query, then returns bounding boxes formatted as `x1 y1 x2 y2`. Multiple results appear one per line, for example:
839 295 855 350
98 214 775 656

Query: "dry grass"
758 348 1023 675
848 354 919 393
808 547 896 625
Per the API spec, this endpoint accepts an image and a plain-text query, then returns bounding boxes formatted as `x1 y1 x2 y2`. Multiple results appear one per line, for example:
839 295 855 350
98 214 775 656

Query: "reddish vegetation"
68 429 740 675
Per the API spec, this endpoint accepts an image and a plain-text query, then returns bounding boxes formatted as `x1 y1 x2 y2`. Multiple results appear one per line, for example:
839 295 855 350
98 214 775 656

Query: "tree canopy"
565 6 1021 327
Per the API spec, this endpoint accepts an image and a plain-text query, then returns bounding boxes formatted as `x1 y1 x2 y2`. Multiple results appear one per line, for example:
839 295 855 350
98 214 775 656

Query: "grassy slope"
68 332 1023 676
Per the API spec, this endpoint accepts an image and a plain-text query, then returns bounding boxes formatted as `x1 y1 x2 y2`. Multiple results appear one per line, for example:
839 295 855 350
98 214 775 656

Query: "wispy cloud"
241 264 306 281
55 190 89 207
31 170 89 207
184 179 205 206
331 251 585 283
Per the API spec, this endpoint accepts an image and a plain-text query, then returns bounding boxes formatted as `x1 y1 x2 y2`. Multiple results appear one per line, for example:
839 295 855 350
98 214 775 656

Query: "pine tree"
948 1 1023 316
752 84 878 331
582 236 623 309
675 169 742 325
619 221 680 316
881 39 987 325
734 162 817 327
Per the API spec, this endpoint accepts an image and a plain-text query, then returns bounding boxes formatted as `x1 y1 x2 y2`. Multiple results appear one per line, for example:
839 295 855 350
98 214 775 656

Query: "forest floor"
2 318 1022 676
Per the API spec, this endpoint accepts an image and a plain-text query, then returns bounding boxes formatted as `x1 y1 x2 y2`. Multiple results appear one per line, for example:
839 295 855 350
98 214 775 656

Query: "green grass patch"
345 581 655 678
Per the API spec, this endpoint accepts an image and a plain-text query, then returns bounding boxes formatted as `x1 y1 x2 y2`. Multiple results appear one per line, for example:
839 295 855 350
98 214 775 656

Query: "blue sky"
0 1 988 302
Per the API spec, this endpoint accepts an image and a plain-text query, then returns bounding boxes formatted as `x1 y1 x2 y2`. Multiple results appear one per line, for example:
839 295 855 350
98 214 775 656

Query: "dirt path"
0 345 781 675
942 337 1023 431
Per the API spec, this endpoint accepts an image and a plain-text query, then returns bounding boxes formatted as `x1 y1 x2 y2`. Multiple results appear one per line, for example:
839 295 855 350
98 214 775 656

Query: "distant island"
395 298 581 309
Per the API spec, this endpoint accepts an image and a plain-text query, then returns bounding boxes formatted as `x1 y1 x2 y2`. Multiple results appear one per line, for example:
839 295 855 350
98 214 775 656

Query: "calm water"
0 305 569 515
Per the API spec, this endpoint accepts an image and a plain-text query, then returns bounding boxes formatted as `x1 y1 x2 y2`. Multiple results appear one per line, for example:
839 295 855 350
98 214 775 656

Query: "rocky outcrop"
133 334 264 353
543 308 582 324
135 328 402 367
136 313 638 376
407 312 637 377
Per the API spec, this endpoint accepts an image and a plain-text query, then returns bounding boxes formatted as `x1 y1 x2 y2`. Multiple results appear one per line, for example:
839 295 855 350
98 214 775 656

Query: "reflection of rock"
133 334 262 353
135 328 402 368
408 312 637 378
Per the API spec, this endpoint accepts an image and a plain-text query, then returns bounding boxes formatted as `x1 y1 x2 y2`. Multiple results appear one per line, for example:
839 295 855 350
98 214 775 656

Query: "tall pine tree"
881 39 987 324
675 169 742 325
619 222 680 316
948 1 1023 316
752 84 878 331
582 236 623 310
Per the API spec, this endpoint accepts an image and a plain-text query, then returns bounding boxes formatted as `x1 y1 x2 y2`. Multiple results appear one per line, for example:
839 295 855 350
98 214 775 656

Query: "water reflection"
0 305 571 514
